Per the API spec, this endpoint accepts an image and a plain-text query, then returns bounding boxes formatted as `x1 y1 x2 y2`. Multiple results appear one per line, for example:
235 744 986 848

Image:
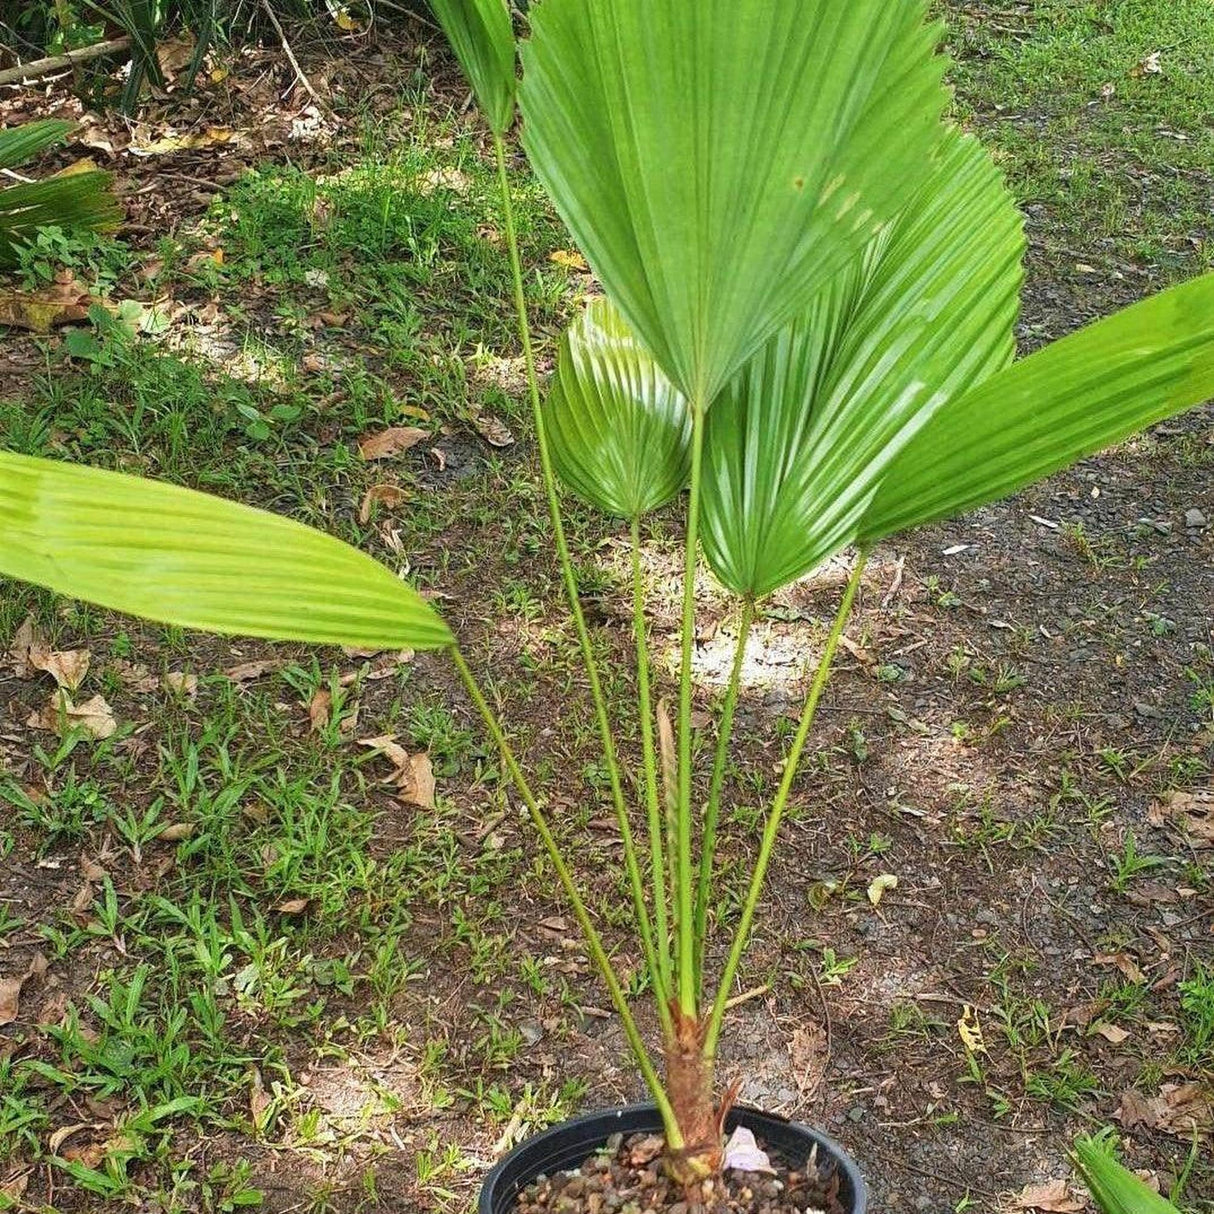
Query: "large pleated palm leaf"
1071 1134 1182 1214
0 452 452 651
701 130 1025 598
518 0 949 404
546 297 690 519
0 121 120 268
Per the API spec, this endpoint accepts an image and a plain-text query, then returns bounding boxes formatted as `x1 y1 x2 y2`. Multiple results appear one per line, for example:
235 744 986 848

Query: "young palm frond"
0 120 121 267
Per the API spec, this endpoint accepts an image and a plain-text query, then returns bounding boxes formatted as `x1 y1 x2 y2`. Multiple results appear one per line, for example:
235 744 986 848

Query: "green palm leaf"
702 131 1025 597
1072 1134 1182 1214
546 297 691 518
860 271 1214 542
518 0 949 404
0 452 452 651
0 174 121 266
0 120 75 170
429 0 517 136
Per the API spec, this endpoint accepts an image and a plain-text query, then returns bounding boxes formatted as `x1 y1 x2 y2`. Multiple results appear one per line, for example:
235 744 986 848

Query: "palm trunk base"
662 1006 738 1191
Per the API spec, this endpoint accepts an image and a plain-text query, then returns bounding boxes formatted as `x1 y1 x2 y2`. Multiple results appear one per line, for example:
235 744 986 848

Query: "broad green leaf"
0 452 452 651
429 0 516 136
547 298 691 518
1072 1135 1181 1214
519 0 949 404
702 131 1024 597
861 271 1214 542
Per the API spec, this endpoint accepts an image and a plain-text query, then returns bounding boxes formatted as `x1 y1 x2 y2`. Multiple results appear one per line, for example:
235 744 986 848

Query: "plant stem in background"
705 552 869 1056
675 401 708 1015
450 645 683 1142
694 597 756 991
491 132 668 1026
630 515 674 1005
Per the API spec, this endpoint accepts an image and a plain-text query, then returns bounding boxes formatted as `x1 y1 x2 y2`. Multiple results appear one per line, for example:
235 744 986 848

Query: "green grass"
943 0 1214 283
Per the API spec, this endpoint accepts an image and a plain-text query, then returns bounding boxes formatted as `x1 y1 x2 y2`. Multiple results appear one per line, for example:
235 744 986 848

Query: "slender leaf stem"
450 645 682 1143
675 401 707 1015
693 597 755 991
630 516 673 1005
492 132 664 1010
705 553 869 1056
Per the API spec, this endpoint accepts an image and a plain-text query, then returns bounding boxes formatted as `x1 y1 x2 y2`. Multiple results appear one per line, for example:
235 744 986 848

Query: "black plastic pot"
479 1103 867 1214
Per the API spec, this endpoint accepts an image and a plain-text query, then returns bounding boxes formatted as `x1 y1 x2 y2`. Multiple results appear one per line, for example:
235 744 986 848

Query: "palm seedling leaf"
546 297 691 518
429 0 517 135
0 453 453 651
518 0 949 404
1071 1134 1182 1214
860 271 1214 542
702 131 1025 597
0 120 75 170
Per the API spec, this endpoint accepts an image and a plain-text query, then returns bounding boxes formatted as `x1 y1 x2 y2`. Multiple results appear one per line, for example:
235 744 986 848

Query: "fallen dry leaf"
722 1126 775 1175
0 977 24 1027
155 31 196 78
358 426 428 461
867 873 898 907
1117 1083 1212 1139
1094 951 1145 985
8 615 45 677
472 413 516 448
162 671 197 697
224 659 281 683
30 647 90 692
275 898 309 915
80 855 107 882
159 822 196 842
1014 1179 1084 1212
27 691 116 740
307 689 332 731
1094 1022 1130 1045
549 248 588 271
358 735 435 807
0 275 91 332
957 1004 987 1055
1155 788 1214 848
358 482 410 524
130 125 237 156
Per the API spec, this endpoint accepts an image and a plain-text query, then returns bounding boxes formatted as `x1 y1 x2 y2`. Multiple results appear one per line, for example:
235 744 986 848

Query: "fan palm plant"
0 120 120 267
1 0 1213 1197
1073 1132 1187 1214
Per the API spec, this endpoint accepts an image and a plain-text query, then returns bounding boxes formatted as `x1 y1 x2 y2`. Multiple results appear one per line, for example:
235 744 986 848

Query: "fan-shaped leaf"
0 173 120 266
518 0 949 404
0 120 75 171
547 298 691 518
702 131 1024 597
429 0 517 136
0 453 452 651
1072 1134 1181 1214
860 271 1214 542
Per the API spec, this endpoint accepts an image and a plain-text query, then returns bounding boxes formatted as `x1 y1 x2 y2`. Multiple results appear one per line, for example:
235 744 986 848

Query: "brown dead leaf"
1156 788 1214 848
80 854 107 882
0 1171 29 1201
30 647 90 692
163 671 198 697
130 125 237 156
1117 1083 1212 1139
358 482 410 524
156 32 196 78
8 615 45 677
47 1123 93 1155
159 822 196 842
307 689 332 731
0 977 24 1027
224 659 281 682
0 275 91 332
1094 951 1145 984
27 691 116 740
1014 1179 1084 1212
275 898 309 915
1094 1022 1130 1045
472 413 516 448
358 426 428 461
357 735 435 806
